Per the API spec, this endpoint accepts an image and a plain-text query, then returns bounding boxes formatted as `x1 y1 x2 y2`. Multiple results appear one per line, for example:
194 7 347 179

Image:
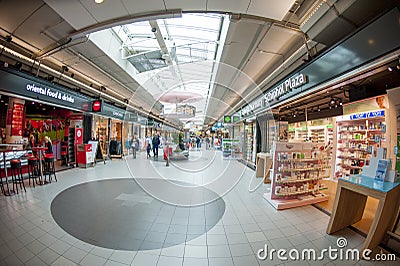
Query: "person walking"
146 134 153 156
205 136 210 150
131 134 139 159
196 136 201 150
152 133 160 158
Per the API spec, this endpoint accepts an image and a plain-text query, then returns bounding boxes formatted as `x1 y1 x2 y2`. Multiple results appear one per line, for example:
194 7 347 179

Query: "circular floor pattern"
51 178 225 251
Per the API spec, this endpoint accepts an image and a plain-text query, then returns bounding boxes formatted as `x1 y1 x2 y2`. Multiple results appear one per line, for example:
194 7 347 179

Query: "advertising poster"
11 103 24 136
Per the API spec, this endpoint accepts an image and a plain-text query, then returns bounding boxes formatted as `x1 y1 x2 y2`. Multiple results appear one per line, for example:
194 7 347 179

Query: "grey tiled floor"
0 150 396 265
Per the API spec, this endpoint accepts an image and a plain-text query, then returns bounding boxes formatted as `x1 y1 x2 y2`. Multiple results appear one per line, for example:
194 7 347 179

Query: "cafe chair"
27 157 40 187
43 154 57 183
10 159 26 193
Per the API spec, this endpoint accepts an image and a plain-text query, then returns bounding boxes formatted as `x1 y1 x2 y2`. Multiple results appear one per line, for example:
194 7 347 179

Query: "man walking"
152 133 160 158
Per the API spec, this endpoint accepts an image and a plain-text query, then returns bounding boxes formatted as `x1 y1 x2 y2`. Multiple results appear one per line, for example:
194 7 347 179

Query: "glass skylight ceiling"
113 13 222 71
112 13 225 124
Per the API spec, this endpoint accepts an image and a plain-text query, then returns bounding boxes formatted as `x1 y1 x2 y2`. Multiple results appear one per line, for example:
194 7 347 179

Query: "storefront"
90 103 127 159
0 67 95 167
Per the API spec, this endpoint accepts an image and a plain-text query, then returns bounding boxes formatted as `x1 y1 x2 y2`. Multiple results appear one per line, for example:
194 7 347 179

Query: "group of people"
130 133 161 159
26 134 53 155
145 133 161 159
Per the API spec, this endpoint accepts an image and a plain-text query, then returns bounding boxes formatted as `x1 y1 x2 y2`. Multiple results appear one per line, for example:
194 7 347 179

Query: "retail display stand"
264 142 329 210
327 150 399 252
334 110 386 179
222 139 241 159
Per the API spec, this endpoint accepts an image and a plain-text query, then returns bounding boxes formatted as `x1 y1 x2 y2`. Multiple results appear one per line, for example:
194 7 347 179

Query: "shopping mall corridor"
0 149 378 266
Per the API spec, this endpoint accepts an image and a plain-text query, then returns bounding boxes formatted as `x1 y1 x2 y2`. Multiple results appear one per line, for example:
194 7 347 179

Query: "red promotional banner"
11 103 24 136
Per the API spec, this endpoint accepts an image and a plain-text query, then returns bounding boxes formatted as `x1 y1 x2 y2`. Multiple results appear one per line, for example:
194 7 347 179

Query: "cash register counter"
327 175 400 251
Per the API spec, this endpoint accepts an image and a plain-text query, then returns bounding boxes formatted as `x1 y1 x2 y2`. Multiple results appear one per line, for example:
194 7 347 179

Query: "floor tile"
63 246 88 264
4 253 24 266
131 253 158 266
25 256 47 266
232 255 260 266
90 246 114 259
38 247 60 265
229 243 254 256
246 231 267 242
157 255 183 266
104 260 128 266
208 244 231 258
182 257 208 266
26 240 46 255
109 250 136 265
15 246 35 263
80 253 107 266
51 256 76 266
207 234 228 245
161 244 185 257
49 239 72 255
184 245 208 258
209 257 234 266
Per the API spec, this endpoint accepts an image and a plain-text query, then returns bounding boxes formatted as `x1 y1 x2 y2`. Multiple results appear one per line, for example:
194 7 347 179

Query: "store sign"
349 110 384 120
224 116 232 123
241 96 264 116
91 100 103 112
233 116 241 123
265 73 307 102
112 111 124 118
26 83 75 103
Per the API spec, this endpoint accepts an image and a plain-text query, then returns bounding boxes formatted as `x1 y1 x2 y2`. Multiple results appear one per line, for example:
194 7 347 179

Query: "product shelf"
276 176 329 184
266 142 329 210
275 188 327 197
279 166 330 172
277 157 331 162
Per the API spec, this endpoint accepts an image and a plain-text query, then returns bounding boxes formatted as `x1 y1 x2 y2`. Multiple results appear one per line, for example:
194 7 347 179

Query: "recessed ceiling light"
95 0 104 3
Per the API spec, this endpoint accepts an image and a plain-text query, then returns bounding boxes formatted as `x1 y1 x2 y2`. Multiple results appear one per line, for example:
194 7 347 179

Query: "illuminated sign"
26 83 75 103
224 116 232 123
265 73 307 102
92 100 102 112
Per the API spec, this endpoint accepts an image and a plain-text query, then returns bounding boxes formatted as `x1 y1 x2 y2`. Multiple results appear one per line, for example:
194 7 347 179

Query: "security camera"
151 27 157 33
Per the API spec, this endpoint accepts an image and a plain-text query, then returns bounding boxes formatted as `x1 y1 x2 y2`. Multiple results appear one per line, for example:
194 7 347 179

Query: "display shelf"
265 142 329 210
276 176 328 184
278 166 330 172
278 157 331 162
334 110 386 179
337 156 369 162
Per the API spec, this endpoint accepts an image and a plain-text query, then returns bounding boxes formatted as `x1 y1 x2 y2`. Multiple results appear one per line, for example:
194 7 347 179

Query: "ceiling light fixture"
94 0 104 3
388 66 393 71
318 106 320 112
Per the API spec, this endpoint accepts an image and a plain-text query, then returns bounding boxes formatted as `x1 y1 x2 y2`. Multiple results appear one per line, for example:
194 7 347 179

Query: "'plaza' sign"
265 73 307 102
